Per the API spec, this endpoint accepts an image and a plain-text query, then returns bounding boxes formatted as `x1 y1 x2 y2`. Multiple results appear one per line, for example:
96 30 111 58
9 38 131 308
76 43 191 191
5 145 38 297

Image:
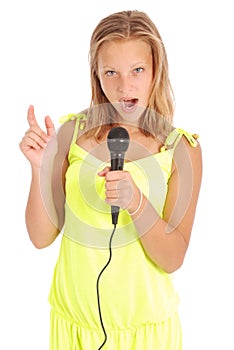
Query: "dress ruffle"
50 308 182 350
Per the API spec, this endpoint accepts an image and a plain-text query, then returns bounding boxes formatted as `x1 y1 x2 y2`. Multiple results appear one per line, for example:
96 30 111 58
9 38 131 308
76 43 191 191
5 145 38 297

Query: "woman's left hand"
98 167 141 214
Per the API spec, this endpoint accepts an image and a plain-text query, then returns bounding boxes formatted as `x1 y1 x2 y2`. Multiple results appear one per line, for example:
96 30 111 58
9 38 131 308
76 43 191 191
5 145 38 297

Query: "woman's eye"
134 67 144 74
105 70 116 76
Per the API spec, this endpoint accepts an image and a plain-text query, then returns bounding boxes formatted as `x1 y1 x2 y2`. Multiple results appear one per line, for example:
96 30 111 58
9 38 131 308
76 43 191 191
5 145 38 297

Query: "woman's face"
97 39 153 121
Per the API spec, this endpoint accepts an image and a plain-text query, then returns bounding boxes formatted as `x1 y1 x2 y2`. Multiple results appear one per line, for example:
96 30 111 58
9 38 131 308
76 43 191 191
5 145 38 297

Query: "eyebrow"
100 62 148 70
101 65 115 70
130 61 148 68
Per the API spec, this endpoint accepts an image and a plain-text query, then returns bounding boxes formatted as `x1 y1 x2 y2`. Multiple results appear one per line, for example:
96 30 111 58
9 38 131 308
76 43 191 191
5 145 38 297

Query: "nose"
118 75 132 94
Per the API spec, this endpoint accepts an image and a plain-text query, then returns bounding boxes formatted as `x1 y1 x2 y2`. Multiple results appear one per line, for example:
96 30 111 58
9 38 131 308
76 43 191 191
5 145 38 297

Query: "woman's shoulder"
168 128 202 181
162 127 202 173
53 111 85 155
59 110 88 126
57 109 88 141
162 127 199 151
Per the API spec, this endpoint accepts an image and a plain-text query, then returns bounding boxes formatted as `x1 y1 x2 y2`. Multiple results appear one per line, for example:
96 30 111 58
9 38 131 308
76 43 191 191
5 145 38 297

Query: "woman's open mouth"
119 98 139 113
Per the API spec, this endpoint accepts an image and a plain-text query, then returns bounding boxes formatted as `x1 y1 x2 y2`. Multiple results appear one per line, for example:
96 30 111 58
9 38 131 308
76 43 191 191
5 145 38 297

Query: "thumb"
98 166 111 177
45 116 55 137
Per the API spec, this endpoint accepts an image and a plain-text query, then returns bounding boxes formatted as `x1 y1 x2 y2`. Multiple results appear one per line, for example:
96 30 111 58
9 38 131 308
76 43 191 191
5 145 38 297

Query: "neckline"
69 141 170 165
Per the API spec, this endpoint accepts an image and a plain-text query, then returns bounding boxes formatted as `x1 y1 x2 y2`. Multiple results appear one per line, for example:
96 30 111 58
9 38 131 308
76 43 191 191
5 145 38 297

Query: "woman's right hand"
19 105 56 168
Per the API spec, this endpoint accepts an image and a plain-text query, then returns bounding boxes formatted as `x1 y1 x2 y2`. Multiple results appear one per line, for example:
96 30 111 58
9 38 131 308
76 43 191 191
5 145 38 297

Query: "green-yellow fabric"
49 114 198 349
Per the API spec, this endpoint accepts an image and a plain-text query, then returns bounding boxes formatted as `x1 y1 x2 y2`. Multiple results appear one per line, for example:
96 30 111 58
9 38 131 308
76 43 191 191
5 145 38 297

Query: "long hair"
86 10 174 139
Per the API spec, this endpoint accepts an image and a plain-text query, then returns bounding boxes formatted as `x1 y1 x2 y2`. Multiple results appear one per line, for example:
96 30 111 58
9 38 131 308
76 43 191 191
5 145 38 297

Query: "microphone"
107 127 130 225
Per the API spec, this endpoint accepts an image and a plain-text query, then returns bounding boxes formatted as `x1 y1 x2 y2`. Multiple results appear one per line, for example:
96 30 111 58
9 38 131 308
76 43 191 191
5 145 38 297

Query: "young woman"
20 10 202 350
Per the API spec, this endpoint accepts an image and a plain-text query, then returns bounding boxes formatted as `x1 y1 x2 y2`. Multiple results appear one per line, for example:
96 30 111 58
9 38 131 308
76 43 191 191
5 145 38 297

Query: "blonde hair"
86 10 174 139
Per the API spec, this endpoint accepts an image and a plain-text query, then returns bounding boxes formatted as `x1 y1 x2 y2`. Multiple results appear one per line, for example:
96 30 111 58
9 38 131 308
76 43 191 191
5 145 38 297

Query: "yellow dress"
49 114 198 349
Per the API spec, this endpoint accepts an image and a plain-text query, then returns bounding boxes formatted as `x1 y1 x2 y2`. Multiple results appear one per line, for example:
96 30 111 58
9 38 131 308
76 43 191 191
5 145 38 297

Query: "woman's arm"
102 135 202 273
133 137 203 272
19 106 73 248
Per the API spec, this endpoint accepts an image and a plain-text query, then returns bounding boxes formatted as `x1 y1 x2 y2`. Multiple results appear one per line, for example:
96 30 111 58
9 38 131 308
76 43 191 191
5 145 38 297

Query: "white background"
0 0 233 349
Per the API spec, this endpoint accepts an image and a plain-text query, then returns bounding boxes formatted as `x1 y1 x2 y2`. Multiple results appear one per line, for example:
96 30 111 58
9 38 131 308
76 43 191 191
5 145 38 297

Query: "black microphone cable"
96 223 117 349
96 126 129 349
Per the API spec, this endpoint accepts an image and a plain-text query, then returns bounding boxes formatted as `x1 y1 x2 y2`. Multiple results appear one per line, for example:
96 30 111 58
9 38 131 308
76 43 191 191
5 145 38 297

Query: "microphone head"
107 127 130 153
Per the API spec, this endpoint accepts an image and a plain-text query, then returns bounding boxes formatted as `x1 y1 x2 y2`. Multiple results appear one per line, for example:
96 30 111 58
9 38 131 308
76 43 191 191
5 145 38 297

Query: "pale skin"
19 39 202 273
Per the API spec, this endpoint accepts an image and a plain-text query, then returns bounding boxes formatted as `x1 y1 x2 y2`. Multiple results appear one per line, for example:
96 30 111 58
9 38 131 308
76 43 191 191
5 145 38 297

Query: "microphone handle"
110 155 124 225
111 155 124 171
111 205 120 226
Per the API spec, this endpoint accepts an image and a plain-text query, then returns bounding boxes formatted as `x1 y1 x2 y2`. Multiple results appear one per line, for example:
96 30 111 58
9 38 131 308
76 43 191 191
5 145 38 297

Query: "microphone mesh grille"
107 127 130 152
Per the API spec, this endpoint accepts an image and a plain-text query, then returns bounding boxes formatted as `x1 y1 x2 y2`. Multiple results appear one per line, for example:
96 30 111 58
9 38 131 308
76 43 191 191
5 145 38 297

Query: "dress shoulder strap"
160 128 199 152
59 113 87 144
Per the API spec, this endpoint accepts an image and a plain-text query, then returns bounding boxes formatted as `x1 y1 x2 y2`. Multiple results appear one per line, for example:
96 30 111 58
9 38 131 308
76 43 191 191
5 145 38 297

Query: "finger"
106 177 129 192
25 125 49 144
45 116 55 137
98 166 111 177
26 130 48 149
27 105 39 128
21 136 42 151
105 170 129 181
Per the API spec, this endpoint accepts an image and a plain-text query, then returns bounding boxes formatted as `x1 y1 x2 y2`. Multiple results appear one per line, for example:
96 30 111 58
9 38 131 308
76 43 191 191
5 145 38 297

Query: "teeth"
121 99 137 109
124 100 135 108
